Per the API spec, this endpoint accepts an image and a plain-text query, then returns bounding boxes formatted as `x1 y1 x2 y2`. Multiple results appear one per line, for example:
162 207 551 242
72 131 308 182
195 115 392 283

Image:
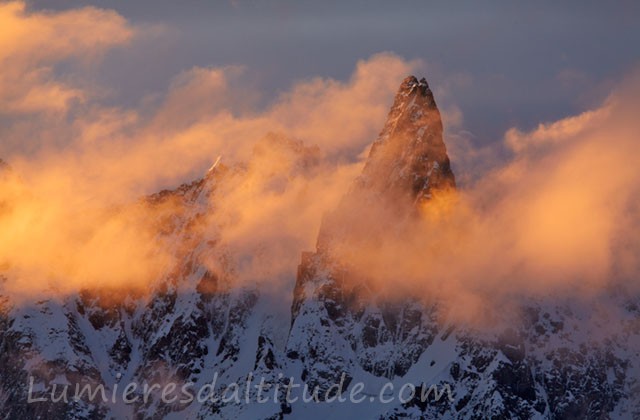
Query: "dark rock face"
316 76 455 256
359 75 455 202
0 79 638 419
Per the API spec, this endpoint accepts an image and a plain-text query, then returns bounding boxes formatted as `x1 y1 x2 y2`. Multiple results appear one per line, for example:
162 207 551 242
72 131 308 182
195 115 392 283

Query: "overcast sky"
24 0 640 146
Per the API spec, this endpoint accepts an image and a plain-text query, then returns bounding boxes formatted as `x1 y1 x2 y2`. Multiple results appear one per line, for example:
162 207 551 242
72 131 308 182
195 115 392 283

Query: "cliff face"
0 78 638 419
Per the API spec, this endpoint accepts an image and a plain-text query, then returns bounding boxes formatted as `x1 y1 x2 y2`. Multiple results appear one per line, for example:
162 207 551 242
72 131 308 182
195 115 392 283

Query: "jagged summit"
316 76 456 251
359 75 455 203
397 75 433 98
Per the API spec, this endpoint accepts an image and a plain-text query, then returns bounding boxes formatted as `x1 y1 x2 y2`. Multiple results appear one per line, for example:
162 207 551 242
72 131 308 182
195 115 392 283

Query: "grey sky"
26 0 640 145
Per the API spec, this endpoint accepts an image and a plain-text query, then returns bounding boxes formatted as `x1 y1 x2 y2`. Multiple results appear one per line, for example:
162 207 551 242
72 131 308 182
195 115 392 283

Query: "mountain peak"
315 76 456 252
398 75 432 97
358 75 455 202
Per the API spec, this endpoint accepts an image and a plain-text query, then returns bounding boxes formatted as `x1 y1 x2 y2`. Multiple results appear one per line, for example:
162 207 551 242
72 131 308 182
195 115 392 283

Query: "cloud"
0 1 133 115
268 53 422 158
200 134 363 291
0 2 420 298
503 106 609 153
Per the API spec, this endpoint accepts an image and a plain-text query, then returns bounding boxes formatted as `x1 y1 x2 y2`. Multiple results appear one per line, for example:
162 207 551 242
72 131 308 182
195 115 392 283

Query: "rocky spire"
290 77 459 387
358 75 455 202
316 76 456 251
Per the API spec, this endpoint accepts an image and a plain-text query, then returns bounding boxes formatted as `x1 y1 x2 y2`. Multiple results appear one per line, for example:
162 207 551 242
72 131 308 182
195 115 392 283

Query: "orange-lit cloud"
0 2 420 298
0 1 133 115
